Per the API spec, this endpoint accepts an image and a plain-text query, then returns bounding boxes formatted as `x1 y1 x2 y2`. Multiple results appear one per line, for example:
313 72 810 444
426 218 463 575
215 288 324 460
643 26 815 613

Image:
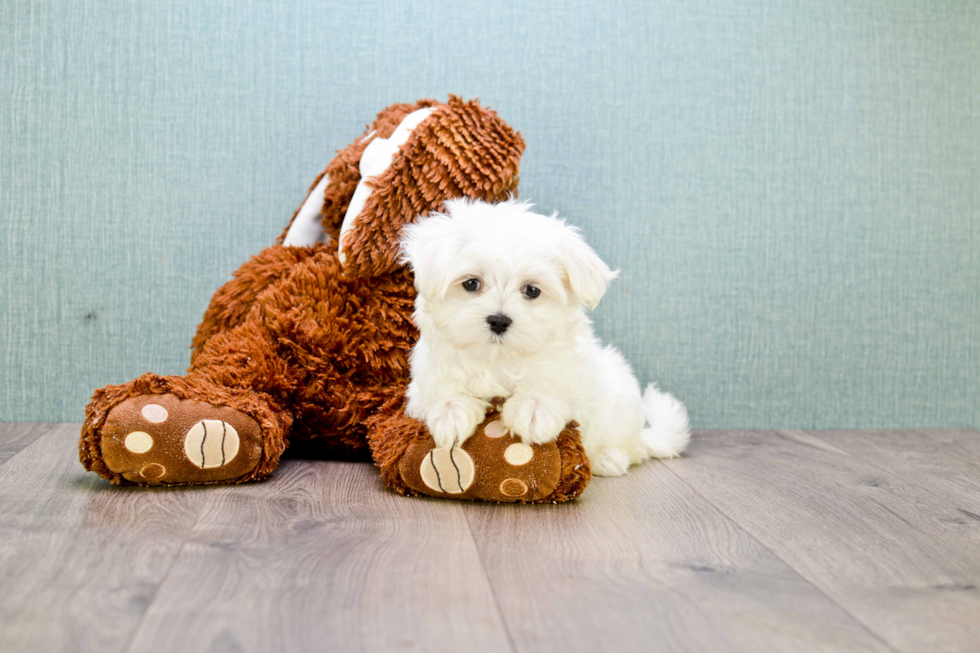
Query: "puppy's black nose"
486 314 512 335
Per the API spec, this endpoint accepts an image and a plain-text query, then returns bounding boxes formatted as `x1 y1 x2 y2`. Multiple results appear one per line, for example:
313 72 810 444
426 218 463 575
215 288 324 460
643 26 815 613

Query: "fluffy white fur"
400 198 691 476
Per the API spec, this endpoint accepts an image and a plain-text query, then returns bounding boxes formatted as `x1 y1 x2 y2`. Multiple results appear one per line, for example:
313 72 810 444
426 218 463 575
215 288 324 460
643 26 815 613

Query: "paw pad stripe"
448 448 463 490
428 450 443 490
184 420 240 469
420 447 475 494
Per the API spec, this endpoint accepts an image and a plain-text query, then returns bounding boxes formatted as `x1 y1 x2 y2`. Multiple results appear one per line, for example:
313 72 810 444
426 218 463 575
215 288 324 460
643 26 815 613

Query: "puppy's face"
400 199 618 359
426 247 570 357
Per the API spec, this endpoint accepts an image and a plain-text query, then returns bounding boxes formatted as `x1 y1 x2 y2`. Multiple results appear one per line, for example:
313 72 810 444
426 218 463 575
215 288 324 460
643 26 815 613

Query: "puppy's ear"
399 212 463 300
556 224 619 309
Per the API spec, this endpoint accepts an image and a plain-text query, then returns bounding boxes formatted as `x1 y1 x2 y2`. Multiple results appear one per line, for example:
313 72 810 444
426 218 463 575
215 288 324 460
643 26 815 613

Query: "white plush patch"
124 431 153 454
499 478 528 497
503 443 533 466
141 403 168 423
420 446 474 494
282 173 332 247
337 107 437 265
484 420 509 438
184 420 240 469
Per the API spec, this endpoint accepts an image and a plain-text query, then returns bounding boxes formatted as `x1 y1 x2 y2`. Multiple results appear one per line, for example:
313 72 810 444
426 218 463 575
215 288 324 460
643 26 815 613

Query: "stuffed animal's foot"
96 394 265 485
394 413 592 503
80 373 288 486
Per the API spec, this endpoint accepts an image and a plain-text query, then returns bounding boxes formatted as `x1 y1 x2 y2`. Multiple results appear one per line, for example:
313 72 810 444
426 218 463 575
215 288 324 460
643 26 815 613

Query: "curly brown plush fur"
79 97 592 502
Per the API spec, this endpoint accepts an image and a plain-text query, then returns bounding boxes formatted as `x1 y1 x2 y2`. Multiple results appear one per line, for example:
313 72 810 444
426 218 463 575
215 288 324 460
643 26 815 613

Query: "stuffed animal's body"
79 97 591 503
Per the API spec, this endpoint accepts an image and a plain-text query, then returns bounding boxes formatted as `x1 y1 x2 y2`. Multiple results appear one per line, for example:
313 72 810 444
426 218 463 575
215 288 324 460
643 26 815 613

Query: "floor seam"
120 536 191 653
656 449 902 653
460 506 520 653
118 480 218 653
801 427 980 482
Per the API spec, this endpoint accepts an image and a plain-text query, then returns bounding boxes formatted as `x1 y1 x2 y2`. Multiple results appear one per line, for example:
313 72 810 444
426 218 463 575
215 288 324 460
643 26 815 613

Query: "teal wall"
2 0 978 428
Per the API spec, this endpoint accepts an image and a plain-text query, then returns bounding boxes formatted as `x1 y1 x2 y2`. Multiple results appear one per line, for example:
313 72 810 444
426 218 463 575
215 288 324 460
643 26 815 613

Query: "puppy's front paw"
501 395 568 445
425 397 488 450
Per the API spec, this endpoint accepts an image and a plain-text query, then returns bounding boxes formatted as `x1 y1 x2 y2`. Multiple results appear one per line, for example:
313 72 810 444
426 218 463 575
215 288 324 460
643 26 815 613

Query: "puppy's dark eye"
462 278 481 292
522 285 541 300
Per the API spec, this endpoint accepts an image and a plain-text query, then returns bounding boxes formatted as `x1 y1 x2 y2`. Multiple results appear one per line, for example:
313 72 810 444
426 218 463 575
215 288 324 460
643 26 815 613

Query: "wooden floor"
1 424 978 653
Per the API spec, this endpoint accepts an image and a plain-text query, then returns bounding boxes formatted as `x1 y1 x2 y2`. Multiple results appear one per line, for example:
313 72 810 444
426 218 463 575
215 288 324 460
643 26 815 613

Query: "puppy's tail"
640 384 691 459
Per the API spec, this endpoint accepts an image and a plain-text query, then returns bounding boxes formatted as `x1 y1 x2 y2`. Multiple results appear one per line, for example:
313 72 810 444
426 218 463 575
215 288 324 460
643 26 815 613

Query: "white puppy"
399 198 690 476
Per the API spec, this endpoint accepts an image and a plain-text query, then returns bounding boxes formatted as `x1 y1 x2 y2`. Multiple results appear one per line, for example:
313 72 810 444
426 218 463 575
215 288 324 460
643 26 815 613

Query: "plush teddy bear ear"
555 223 619 310
337 96 526 278
279 101 439 248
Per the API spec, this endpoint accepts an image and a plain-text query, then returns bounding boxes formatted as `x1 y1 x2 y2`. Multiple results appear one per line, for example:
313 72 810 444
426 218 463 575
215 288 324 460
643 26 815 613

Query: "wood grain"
4 425 979 652
0 422 56 464
462 460 892 653
798 429 980 506
0 423 210 653
125 459 513 653
665 429 980 653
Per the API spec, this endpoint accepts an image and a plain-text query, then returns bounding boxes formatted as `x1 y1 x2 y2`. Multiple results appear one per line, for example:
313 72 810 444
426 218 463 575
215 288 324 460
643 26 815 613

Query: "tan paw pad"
499 478 528 497
484 420 508 438
420 447 475 494
141 403 169 423
124 431 154 454
504 443 534 466
184 420 240 469
140 463 166 480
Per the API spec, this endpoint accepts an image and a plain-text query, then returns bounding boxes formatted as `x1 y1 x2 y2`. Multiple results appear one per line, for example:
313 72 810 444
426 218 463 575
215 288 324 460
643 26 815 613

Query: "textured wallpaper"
1 0 978 428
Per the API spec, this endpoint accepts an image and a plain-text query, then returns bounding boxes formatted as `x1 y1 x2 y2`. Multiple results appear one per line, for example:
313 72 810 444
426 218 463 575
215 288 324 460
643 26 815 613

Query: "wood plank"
0 422 57 464
665 430 980 653
0 423 210 653
125 460 514 653
795 429 980 506
463 460 892 653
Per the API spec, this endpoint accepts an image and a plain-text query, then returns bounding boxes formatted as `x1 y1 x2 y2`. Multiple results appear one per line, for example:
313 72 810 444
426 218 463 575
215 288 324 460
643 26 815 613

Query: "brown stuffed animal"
79 97 591 503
